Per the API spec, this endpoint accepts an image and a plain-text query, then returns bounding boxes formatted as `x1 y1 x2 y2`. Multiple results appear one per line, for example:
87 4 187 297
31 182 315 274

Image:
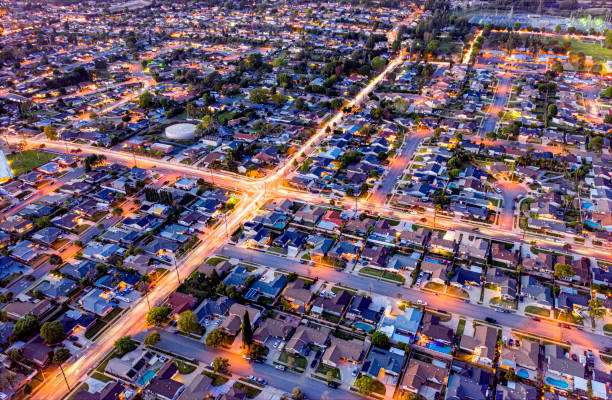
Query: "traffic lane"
221 246 612 349
134 330 361 400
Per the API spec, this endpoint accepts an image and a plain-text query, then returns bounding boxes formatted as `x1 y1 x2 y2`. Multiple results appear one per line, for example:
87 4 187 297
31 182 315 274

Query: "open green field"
565 38 612 62
7 150 57 176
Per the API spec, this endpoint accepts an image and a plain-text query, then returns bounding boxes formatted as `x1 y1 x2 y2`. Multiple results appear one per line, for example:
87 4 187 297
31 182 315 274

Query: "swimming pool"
517 369 529 379
545 377 569 389
354 322 373 332
582 202 593 210
137 369 156 386
426 342 452 354
423 258 443 264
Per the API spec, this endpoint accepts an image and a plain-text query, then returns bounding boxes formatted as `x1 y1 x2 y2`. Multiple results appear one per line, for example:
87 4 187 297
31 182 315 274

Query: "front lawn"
524 306 550 317
175 361 197 374
202 370 229 386
360 267 405 283
232 382 262 398
316 363 341 380
278 350 307 371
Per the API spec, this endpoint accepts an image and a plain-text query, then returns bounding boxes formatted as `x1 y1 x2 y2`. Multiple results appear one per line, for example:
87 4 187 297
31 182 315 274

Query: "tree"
114 336 136 356
552 60 563 73
40 320 64 344
242 311 253 349
53 348 71 391
354 375 376 396
371 331 390 349
587 136 603 151
213 357 230 373
554 263 574 280
112 206 123 216
12 313 39 340
49 254 63 265
548 104 558 118
291 387 304 400
504 368 518 382
139 91 153 108
178 310 199 335
146 307 171 326
588 298 605 321
555 25 562 34
326 370 334 383
44 126 58 140
144 331 161 346
370 56 387 72
205 328 227 347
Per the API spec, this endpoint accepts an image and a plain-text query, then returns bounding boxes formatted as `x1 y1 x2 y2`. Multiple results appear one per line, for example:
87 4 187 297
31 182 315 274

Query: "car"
258 379 268 385
417 299 427 306
310 359 317 368
273 341 279 348
327 382 339 389
571 354 578 362
253 359 263 364
472 227 480 232
275 365 285 371
531 317 540 321
485 317 497 324
242 355 251 360
248 375 255 380
69 335 79 342
464 299 470 303
309 261 315 266
494 187 501 193
299 260 307 264
352 368 358 376
508 339 513 346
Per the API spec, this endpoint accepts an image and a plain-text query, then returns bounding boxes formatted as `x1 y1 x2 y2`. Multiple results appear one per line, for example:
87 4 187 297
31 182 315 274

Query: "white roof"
0 151 13 181
165 123 196 139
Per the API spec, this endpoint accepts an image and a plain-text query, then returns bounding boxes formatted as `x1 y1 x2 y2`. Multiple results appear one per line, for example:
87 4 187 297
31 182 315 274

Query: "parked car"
328 382 339 389
531 317 540 321
310 358 317 368
275 365 285 371
485 317 497 324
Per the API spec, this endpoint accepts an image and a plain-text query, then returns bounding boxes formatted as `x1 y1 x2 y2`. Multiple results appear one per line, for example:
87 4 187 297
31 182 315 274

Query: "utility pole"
171 253 180 285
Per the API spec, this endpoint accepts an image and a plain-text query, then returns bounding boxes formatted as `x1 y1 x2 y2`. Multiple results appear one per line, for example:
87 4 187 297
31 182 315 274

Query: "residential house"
244 274 287 302
419 313 454 346
166 292 198 316
286 325 331 355
500 339 539 373
322 337 364 368
361 347 405 378
311 290 352 317
253 317 295 344
79 288 115 317
146 361 185 400
282 279 313 312
399 359 448 399
486 268 517 301
520 276 553 308
346 295 381 324
446 368 491 400
459 325 498 366
377 307 423 345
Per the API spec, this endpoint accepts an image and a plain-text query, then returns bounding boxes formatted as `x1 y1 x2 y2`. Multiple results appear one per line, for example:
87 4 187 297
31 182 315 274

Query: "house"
398 227 429 248
491 243 519 267
495 382 538 400
146 361 185 400
360 245 388 268
420 258 448 284
294 205 325 225
545 345 584 382
178 375 212 400
321 337 364 368
81 242 122 262
60 260 97 281
223 266 251 289
428 231 455 254
346 295 381 324
449 267 482 288
166 292 198 316
556 292 589 313
399 359 448 398
286 325 331 355
458 238 489 260
500 339 539 372
79 288 115 317
311 290 352 317
20 336 52 367
446 368 491 400
253 317 294 344
459 325 498 366
58 309 96 335
0 321 15 345
306 234 333 258
361 347 405 377
245 274 287 302
419 313 454 346
37 275 78 300
220 303 261 335
486 268 517 300
4 300 52 320
31 226 63 246
220 388 247 400
195 296 234 324
74 381 126 400
282 279 312 312
520 276 553 308
328 241 361 263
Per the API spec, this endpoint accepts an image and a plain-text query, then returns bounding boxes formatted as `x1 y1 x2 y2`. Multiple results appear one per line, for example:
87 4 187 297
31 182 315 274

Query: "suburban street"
220 245 612 350
480 72 512 136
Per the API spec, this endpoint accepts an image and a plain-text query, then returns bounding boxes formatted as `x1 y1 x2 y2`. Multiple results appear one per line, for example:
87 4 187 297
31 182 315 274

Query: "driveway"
496 181 527 230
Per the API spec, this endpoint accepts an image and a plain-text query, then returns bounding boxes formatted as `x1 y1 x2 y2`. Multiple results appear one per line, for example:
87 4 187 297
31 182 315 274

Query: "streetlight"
171 253 180 285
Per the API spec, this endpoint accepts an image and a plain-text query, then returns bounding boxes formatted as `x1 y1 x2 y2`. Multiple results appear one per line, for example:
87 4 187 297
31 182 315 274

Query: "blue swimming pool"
546 377 569 389
582 202 593 210
138 369 156 386
426 342 452 354
424 258 442 264
517 369 529 378
354 322 373 332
